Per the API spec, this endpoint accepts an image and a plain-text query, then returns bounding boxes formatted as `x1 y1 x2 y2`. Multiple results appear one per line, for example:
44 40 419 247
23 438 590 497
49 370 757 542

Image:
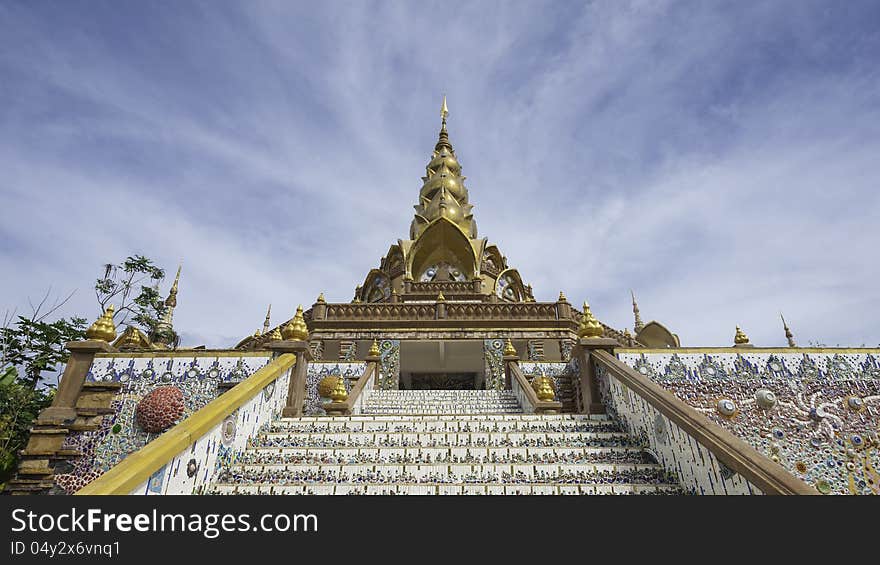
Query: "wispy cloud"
1 0 878 347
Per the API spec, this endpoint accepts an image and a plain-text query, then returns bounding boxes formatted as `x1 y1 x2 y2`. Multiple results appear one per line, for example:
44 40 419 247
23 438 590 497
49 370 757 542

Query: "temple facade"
9 100 879 496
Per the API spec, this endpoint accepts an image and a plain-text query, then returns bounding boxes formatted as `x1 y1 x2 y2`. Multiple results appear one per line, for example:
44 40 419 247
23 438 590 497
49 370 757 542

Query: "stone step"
265 421 621 433
207 483 684 495
280 413 612 422
247 435 637 449
228 463 662 474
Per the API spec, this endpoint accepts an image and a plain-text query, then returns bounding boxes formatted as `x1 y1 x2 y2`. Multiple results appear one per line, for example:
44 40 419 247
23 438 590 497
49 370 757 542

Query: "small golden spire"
631 290 644 333
368 339 380 357
86 304 117 342
281 305 309 341
165 264 182 308
263 304 272 334
578 301 604 339
267 326 282 341
253 329 262 338
558 291 568 303
316 292 326 304
330 376 348 403
781 313 796 347
734 325 750 345
436 292 445 302
503 338 517 357
441 94 449 121
533 371 555 402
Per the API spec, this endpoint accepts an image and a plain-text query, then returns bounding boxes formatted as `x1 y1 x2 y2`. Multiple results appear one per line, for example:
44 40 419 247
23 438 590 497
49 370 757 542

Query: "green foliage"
0 382 54 485
95 255 173 342
0 316 86 389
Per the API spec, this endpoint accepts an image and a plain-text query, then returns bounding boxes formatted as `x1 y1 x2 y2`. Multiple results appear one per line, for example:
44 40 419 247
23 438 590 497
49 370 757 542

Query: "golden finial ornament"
503 338 517 357
318 375 339 398
558 291 568 303
436 292 445 302
441 94 449 121
86 304 117 342
330 376 348 403
281 305 310 341
533 371 555 402
734 326 750 345
317 292 326 303
165 264 181 308
781 314 796 347
578 301 604 339
368 339 380 357
267 326 282 341
631 290 644 333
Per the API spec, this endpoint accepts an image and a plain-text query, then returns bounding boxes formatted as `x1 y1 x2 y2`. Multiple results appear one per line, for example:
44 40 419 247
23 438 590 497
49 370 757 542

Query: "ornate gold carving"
532 371 556 402
86 305 117 342
503 338 517 357
368 339 380 357
281 305 310 341
578 301 604 339
734 326 750 345
330 376 348 403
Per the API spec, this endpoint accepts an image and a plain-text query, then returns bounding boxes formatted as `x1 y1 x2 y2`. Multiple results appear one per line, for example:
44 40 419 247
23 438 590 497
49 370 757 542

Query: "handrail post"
572 337 617 414
267 340 313 418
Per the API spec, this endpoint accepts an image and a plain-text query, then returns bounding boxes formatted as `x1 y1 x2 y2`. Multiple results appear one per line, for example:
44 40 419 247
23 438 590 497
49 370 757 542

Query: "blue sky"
1 0 878 348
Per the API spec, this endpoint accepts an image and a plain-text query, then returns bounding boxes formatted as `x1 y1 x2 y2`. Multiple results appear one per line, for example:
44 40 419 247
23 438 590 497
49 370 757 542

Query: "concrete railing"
76 353 296 495
592 350 814 495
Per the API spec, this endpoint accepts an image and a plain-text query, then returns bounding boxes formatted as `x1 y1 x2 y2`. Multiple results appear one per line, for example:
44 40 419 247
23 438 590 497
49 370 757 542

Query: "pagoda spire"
410 96 477 240
631 290 645 333
781 313 796 347
263 304 272 335
154 264 181 347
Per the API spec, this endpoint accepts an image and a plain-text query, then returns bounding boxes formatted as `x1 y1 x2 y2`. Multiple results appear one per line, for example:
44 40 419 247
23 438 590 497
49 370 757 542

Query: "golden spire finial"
578 301 604 339
441 94 448 122
165 264 182 308
558 291 568 303
631 289 644 333
368 339 380 357
281 305 309 341
533 370 556 402
317 292 325 304
436 292 446 302
734 325 750 345
780 314 796 347
263 304 272 334
86 304 117 342
330 375 348 403
503 338 517 357
267 326 282 341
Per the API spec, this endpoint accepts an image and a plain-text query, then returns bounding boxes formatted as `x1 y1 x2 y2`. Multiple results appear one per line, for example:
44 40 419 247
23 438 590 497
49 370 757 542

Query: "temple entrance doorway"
398 340 486 390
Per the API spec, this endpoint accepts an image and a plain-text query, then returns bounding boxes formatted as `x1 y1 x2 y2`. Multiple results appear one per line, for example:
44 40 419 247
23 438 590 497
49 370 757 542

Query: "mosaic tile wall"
617 350 880 495
596 361 761 495
483 339 504 390
54 353 272 494
304 362 368 416
378 339 400 390
130 364 293 495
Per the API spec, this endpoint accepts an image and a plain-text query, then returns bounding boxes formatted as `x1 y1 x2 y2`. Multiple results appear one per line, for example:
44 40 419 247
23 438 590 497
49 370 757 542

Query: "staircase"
206 390 683 495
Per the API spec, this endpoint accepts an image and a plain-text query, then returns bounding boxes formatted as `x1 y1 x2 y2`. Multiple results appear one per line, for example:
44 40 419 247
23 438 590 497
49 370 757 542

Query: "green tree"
95 255 173 343
0 289 85 487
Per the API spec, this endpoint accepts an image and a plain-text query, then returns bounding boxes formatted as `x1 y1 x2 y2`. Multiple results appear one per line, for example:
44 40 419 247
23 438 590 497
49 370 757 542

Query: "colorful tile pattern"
617 351 880 495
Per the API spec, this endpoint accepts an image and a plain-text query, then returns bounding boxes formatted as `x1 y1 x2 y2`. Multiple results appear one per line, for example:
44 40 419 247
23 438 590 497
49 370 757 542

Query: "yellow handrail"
76 353 296 495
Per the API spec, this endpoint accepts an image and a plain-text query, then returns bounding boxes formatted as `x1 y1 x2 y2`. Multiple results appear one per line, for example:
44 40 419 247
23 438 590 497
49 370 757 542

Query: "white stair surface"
206 390 682 495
